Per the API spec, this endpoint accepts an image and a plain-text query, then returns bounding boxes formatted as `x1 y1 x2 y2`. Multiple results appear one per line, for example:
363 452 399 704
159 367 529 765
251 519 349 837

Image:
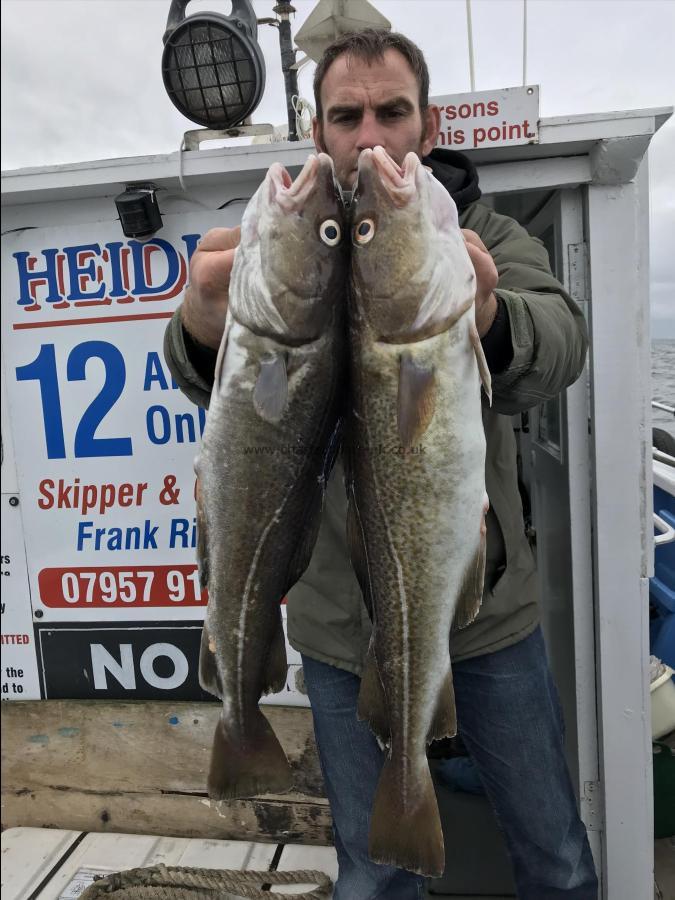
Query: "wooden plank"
1 700 325 800
1 787 333 845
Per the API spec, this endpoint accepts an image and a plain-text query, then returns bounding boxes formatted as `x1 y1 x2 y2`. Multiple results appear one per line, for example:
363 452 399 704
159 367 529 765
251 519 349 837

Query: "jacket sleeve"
463 202 589 415
163 307 214 410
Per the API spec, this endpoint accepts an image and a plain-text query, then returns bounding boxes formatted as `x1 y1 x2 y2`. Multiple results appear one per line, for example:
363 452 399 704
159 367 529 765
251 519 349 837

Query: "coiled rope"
78 863 333 900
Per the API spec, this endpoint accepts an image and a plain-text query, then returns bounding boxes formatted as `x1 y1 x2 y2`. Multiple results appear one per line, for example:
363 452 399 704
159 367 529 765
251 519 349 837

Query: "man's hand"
181 226 241 349
463 229 499 338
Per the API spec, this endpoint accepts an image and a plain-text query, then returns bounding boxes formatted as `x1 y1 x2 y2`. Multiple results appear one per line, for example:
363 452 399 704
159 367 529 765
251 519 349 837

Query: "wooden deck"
3 700 673 898
0 827 338 899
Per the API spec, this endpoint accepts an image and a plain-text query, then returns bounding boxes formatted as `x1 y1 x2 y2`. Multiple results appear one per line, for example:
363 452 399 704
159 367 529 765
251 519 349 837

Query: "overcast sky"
1 0 673 336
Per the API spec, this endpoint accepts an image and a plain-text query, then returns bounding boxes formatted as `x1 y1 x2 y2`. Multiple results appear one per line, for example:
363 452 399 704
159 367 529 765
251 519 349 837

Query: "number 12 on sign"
15 341 132 459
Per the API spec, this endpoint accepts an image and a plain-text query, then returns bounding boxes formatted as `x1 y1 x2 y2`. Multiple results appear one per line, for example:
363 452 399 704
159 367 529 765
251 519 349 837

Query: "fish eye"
354 218 375 244
320 219 341 246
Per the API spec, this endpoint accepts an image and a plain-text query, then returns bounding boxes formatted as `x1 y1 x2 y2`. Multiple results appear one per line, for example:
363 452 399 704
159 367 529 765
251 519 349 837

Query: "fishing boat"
1 0 673 890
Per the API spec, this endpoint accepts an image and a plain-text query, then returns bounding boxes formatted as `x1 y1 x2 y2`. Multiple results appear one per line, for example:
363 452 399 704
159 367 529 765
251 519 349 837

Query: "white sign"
1 215 212 625
431 85 540 151
1 212 308 706
1 496 41 699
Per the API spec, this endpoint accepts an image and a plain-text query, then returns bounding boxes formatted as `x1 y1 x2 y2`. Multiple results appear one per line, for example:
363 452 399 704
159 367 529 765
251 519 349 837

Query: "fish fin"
346 486 374 620
284 511 322 593
357 645 390 744
207 709 293 800
253 353 288 423
198 624 223 699
261 607 288 696
427 670 457 742
320 415 343 487
283 482 324 593
453 502 488 629
470 321 492 406
369 754 445 877
398 352 437 449
283 418 343 593
194 474 209 591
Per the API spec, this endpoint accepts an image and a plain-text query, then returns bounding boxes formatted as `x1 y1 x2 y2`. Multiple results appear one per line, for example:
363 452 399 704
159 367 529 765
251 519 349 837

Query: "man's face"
313 48 440 190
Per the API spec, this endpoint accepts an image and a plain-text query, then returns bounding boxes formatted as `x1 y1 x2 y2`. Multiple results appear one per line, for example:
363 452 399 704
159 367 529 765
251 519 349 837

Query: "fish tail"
369 754 445 877
207 709 293 800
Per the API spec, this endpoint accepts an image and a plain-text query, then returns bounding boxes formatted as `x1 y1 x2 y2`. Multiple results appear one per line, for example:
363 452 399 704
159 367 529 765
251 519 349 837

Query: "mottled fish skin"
196 154 347 801
346 146 490 876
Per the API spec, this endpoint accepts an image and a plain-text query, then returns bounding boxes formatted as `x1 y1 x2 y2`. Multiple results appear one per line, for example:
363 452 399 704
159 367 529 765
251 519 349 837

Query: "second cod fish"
196 153 347 800
345 146 492 877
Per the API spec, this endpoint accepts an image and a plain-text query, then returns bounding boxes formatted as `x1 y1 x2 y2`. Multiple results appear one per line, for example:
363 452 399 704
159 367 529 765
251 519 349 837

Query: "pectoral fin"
398 352 437 449
470 322 492 405
253 353 288 423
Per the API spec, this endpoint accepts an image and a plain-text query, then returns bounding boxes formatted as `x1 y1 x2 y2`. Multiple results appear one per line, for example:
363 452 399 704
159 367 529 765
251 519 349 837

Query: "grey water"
652 340 675 440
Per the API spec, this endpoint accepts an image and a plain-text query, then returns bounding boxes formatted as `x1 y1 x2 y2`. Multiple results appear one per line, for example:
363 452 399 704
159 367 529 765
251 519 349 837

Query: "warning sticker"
59 867 114 899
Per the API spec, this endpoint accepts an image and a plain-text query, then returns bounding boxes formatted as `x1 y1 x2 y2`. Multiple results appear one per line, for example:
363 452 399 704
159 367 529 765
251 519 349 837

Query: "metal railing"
653 400 675 416
652 401 674 546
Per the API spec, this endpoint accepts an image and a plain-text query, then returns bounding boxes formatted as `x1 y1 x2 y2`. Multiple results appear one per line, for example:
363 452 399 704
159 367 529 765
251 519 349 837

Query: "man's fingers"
190 227 240 296
465 241 486 263
195 226 241 253
462 228 489 254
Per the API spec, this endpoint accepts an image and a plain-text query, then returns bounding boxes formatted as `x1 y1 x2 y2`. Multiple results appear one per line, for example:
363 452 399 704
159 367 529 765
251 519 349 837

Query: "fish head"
350 146 476 341
235 153 347 342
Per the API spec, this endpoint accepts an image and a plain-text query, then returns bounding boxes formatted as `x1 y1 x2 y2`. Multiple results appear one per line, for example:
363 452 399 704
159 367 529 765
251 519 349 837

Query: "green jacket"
163 149 588 674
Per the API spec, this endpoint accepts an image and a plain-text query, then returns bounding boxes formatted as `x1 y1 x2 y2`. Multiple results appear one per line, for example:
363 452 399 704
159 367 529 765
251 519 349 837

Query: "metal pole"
522 0 528 86
465 0 475 92
273 1 299 141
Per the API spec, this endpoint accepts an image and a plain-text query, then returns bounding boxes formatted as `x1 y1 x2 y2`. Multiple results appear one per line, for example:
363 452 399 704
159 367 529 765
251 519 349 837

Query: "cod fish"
345 146 491 876
196 154 347 800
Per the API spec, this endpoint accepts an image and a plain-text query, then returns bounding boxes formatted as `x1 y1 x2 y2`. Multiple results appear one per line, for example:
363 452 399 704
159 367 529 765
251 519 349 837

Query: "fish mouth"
354 146 420 208
267 154 338 213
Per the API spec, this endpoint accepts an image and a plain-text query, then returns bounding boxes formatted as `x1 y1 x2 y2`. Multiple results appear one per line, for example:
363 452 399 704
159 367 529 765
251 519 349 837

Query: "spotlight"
161 0 266 130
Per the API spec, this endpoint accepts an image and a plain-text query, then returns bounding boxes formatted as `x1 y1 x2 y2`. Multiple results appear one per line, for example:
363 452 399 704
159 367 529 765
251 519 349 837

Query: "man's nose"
355 112 386 152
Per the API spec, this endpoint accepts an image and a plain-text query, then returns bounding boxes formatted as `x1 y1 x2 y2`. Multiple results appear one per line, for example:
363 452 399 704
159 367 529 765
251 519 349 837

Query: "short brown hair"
313 29 430 122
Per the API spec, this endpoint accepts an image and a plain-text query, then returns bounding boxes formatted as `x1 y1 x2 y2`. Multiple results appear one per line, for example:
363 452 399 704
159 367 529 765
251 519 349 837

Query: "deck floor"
2 826 673 899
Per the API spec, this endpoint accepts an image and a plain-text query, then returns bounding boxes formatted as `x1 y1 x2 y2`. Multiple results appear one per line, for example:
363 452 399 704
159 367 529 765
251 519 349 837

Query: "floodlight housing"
161 0 266 130
294 0 391 63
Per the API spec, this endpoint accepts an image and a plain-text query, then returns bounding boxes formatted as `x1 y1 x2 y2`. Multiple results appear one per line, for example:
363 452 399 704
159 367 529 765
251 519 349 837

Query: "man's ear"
312 116 327 154
420 105 441 157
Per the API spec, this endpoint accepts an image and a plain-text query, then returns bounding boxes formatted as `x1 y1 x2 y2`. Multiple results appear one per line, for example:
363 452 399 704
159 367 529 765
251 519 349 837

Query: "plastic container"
651 663 675 739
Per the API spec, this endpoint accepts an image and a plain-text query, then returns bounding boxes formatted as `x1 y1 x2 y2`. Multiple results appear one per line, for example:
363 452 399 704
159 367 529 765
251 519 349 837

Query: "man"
164 29 598 900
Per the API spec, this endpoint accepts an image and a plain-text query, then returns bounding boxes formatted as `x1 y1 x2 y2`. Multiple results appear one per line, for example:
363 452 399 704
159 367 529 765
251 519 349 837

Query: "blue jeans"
301 627 598 900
